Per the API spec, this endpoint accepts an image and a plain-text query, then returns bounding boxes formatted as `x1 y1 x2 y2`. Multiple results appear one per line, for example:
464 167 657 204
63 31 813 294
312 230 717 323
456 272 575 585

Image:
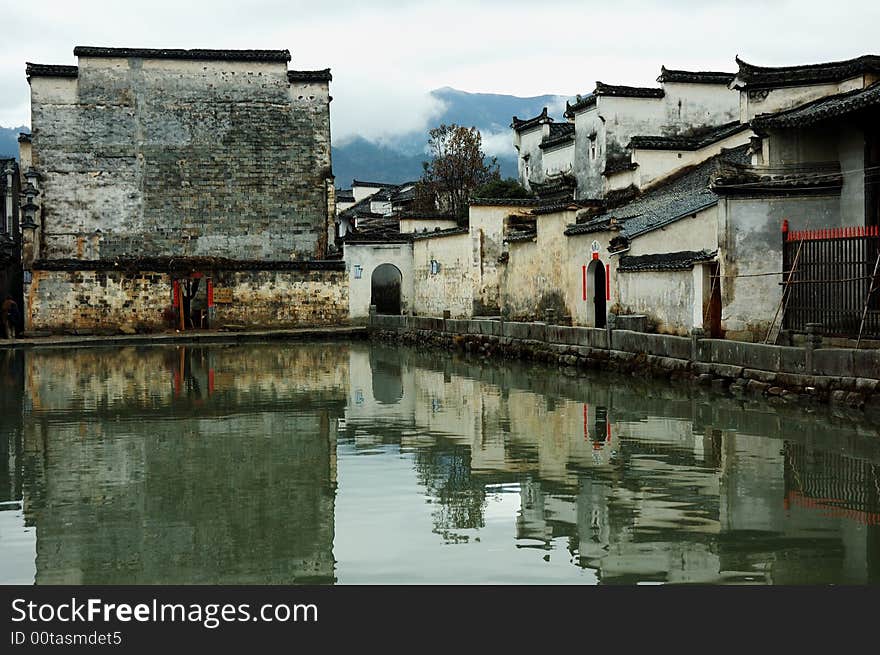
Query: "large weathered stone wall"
30 56 331 261
212 269 348 327
26 265 347 333
27 268 170 333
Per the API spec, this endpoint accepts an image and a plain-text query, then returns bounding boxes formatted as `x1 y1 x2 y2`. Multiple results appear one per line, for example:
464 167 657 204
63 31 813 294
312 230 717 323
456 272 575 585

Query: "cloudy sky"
1 0 878 143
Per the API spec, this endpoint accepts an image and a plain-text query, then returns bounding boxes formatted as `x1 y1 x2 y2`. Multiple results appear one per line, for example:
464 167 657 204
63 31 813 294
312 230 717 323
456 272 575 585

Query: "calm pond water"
1 341 878 584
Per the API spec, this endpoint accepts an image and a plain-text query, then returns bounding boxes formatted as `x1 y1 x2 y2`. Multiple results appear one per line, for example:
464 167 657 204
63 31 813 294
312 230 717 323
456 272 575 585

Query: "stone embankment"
370 315 880 413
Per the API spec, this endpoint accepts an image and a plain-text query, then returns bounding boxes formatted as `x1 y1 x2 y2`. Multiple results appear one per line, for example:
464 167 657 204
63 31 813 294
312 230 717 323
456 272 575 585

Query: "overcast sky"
2 0 878 144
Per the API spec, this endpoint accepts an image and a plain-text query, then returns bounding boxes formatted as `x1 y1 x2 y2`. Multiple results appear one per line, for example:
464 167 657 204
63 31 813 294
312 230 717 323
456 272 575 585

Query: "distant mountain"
331 87 568 187
0 126 28 159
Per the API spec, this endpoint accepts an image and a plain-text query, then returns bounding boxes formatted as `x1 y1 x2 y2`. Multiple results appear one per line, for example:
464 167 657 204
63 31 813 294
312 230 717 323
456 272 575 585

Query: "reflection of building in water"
344 345 880 584
13 344 346 584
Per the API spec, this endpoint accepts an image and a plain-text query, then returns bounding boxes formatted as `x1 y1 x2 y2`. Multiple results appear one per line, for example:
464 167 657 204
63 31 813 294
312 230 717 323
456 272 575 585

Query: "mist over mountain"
0 126 28 159
331 87 568 187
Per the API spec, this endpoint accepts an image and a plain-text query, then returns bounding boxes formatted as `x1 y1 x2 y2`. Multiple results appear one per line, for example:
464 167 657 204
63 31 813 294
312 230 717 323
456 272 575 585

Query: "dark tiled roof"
18 133 32 143
565 145 750 239
469 197 543 207
399 210 455 220
342 215 410 244
594 81 665 98
618 250 717 272
73 46 291 62
504 231 537 243
603 158 638 176
391 186 415 203
540 122 575 150
287 69 332 82
656 66 735 85
336 189 354 202
751 82 880 130
338 195 376 220
511 107 551 132
530 173 577 202
369 187 397 201
733 54 880 90
26 63 78 78
711 161 844 196
411 227 469 240
564 93 596 118
531 199 602 215
628 121 750 151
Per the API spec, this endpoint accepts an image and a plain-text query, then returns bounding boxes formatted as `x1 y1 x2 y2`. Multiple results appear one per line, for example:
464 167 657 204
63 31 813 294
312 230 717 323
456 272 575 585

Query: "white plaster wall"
604 168 636 192
616 269 694 335
542 141 575 176
565 229 616 326
661 82 739 130
503 211 577 321
627 206 719 256
29 76 78 107
369 199 392 215
738 77 865 122
352 185 377 203
572 107 605 199
632 129 753 189
344 242 413 320
399 218 458 233
336 200 355 214
515 124 547 189
470 204 522 314
412 233 473 317
716 195 843 340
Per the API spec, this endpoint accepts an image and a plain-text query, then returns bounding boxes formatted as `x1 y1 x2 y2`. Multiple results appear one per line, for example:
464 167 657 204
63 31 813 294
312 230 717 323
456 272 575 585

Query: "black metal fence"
782 224 880 338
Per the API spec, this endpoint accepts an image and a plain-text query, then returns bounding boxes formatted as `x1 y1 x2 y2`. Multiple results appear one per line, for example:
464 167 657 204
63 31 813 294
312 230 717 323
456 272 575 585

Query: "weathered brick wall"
28 269 170 332
27 267 348 333
212 269 348 327
30 58 331 261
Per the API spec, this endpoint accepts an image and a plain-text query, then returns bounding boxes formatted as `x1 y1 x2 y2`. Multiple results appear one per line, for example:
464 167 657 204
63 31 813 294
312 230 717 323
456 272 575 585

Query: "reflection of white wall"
0 506 36 584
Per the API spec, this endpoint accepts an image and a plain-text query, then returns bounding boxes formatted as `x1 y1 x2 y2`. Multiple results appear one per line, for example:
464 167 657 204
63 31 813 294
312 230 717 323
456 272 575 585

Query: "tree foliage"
473 177 532 200
417 124 500 219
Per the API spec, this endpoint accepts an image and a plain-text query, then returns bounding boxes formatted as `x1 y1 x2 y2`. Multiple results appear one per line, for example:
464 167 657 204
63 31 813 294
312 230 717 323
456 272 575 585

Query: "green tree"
419 124 500 220
473 177 532 199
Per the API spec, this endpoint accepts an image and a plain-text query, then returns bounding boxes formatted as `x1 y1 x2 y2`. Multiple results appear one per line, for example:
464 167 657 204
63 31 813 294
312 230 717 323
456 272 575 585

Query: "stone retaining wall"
369 314 880 412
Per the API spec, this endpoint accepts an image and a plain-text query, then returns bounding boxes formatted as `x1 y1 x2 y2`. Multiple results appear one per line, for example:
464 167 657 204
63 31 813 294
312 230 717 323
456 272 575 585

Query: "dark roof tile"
733 54 880 89
564 93 596 118
287 69 332 82
657 66 735 85
628 121 749 151
618 250 717 272
594 81 665 98
751 81 880 130
566 146 750 238
25 63 78 78
511 107 551 132
73 46 291 62
540 122 575 150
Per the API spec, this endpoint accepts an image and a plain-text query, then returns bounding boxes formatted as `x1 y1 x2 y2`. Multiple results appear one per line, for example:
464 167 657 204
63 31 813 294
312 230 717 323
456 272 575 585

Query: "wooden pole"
856 249 880 348
765 238 803 344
